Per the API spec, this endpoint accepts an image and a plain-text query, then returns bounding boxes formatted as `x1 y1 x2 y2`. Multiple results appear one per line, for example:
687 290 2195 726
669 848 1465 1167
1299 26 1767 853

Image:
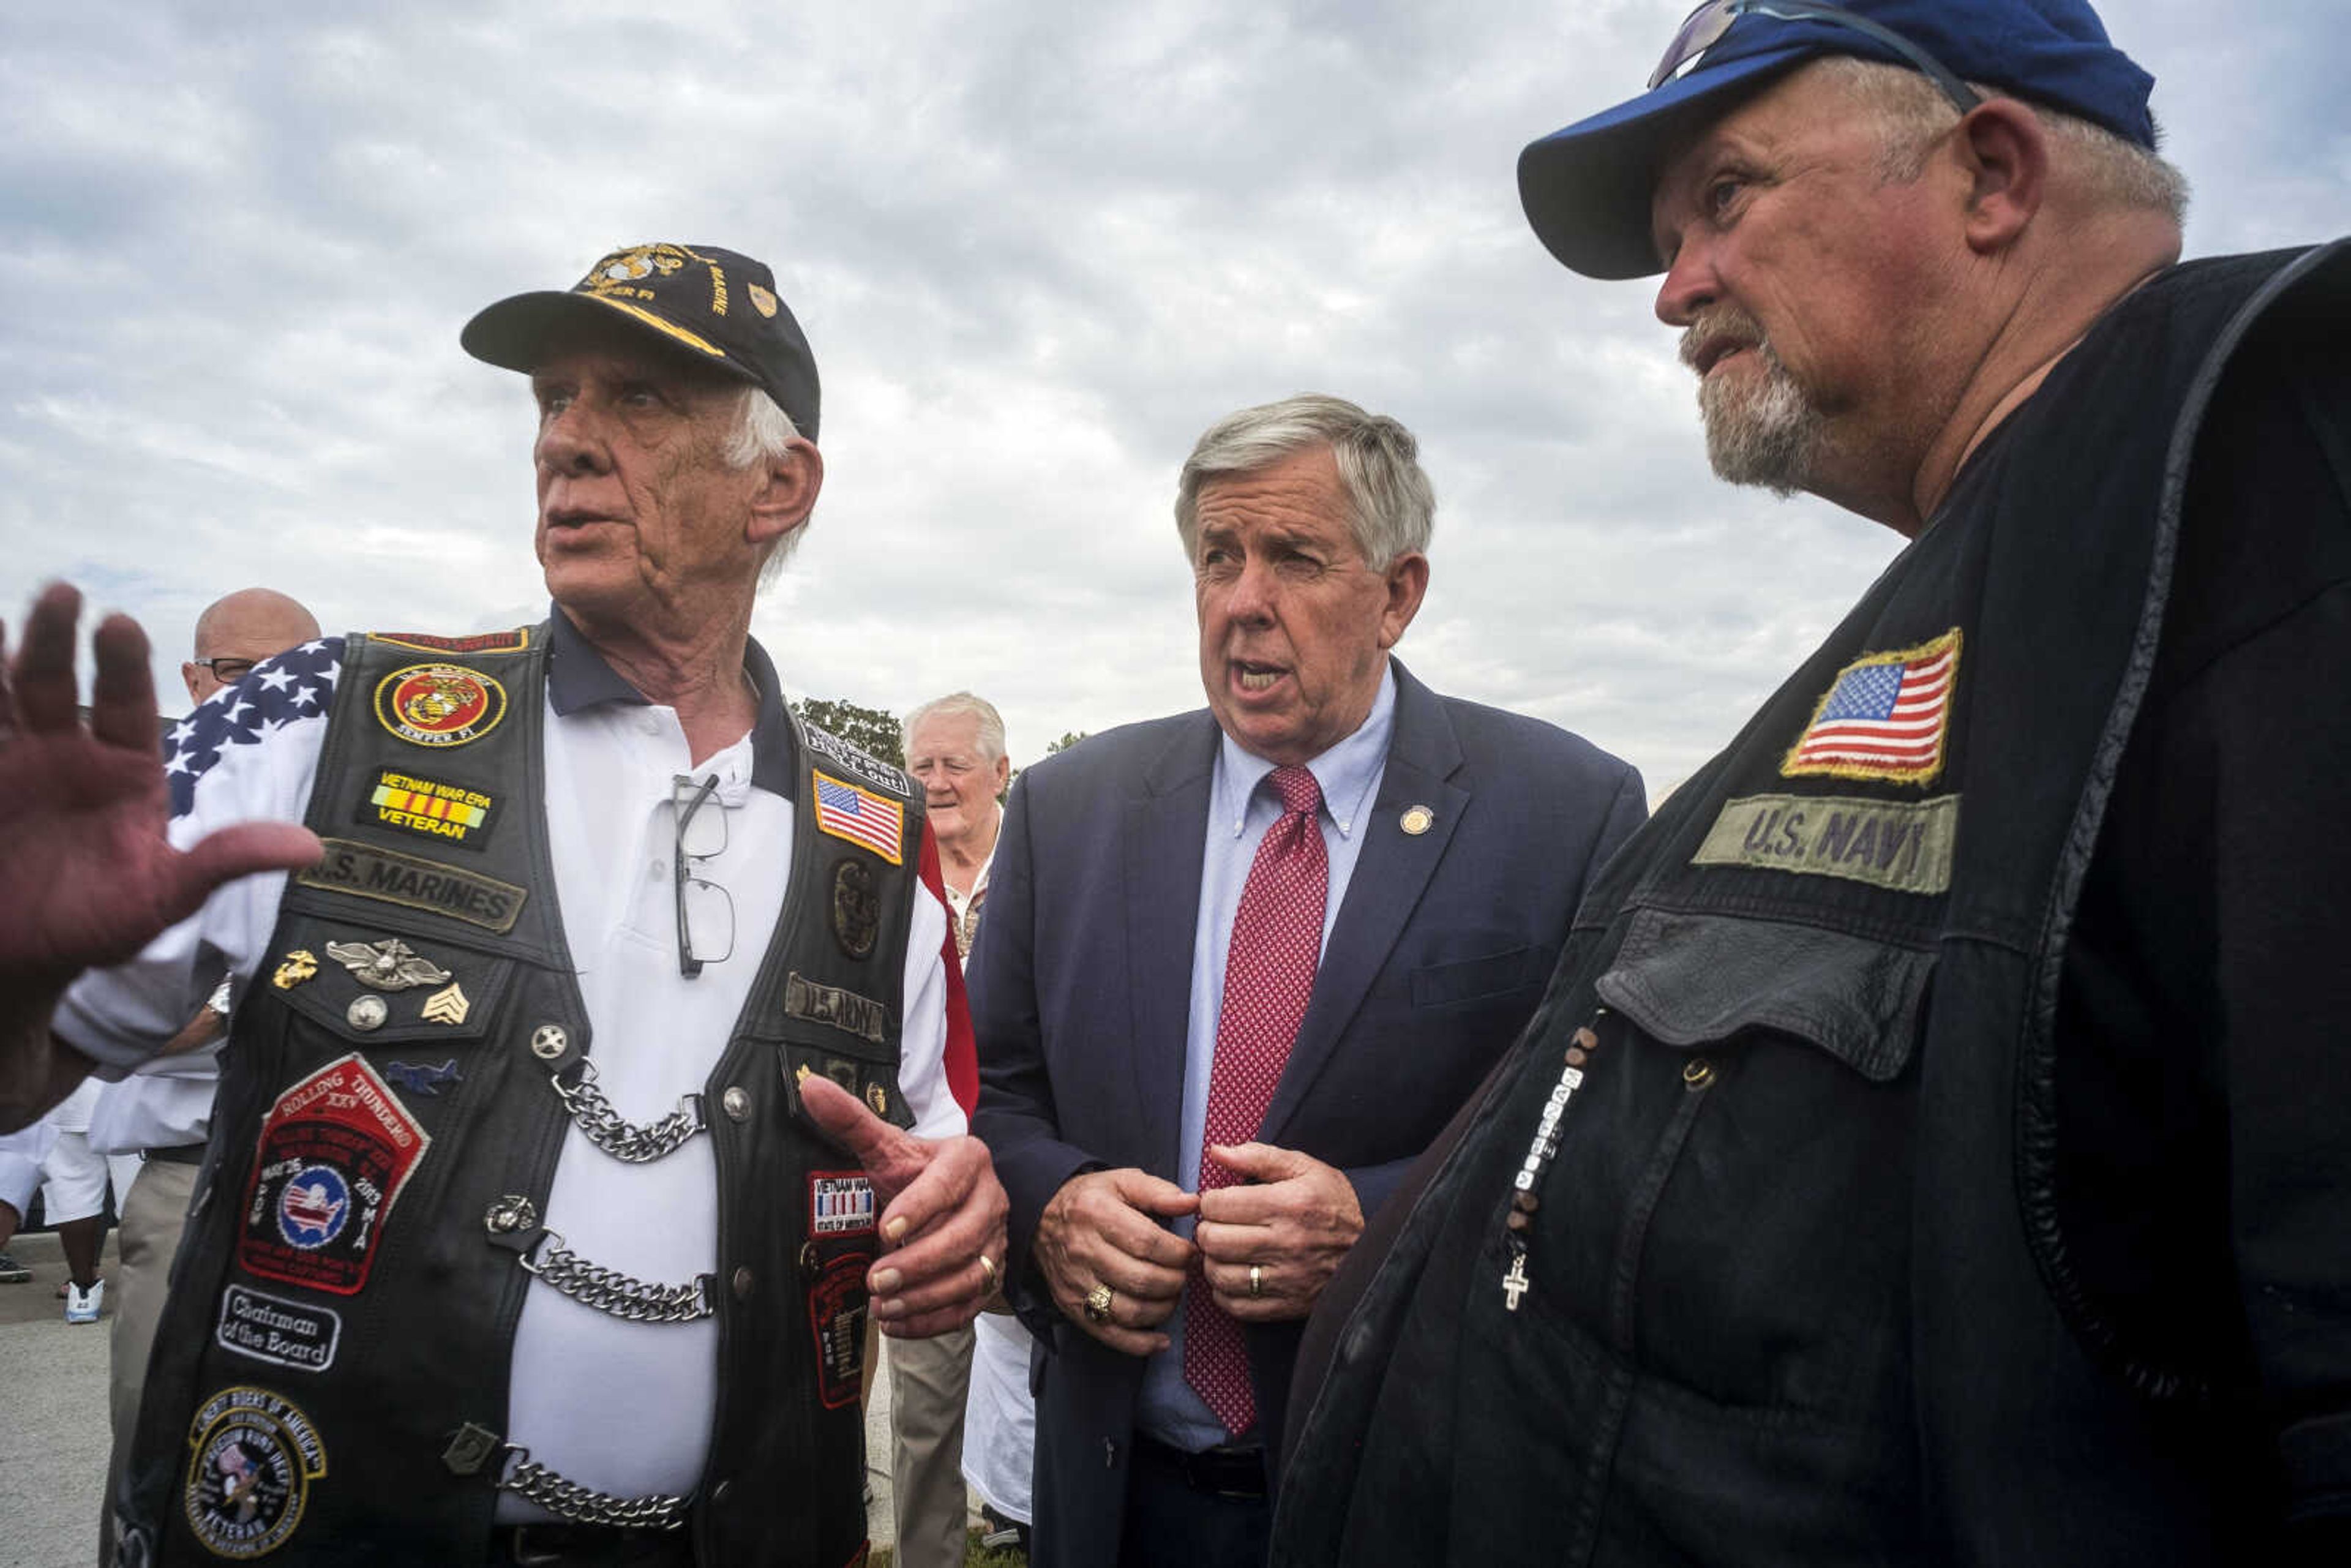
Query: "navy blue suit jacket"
969 660 1643 1567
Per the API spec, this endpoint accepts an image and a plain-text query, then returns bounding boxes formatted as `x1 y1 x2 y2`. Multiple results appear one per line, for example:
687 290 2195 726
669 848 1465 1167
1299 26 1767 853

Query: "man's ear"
1954 97 2049 256
748 438 824 552
1376 553 1430 650
181 662 205 705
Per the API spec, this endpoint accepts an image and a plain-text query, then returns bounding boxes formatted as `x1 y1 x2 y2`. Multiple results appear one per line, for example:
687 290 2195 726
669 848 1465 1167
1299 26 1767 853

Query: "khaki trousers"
888 1324 977 1568
100 1157 198 1566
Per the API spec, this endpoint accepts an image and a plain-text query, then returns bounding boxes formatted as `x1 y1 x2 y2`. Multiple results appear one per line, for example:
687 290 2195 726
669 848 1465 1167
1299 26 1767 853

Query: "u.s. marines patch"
1782 629 1961 786
182 1386 328 1559
372 664 508 749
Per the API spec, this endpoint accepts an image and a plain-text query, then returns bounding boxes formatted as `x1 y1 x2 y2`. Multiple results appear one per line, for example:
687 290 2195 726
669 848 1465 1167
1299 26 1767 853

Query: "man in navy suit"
970 394 1644 1567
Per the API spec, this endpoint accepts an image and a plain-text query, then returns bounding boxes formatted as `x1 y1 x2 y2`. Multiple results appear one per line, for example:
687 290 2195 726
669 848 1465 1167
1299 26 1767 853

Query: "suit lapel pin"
1400 805 1434 836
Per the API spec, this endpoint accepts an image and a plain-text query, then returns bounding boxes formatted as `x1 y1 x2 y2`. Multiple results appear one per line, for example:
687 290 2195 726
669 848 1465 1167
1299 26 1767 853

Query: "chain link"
519 1232 714 1323
550 1059 705 1163
498 1447 689 1531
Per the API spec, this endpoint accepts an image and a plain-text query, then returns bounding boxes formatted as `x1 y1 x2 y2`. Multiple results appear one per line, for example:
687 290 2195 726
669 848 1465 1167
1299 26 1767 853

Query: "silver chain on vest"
498 1447 689 1531
550 1059 706 1163
519 1232 715 1323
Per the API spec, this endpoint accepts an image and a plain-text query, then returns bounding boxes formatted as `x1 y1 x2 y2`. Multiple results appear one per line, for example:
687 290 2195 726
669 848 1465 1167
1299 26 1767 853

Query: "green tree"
1043 729 1089 756
790 697 904 767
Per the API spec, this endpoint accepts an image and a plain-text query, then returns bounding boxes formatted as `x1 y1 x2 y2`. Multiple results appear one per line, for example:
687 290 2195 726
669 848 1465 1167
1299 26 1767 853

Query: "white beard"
1697 340 1826 496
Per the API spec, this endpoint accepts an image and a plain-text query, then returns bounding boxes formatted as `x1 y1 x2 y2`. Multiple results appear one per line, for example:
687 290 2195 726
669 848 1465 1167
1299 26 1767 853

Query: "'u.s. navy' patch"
372 663 508 749
1693 792 1960 895
359 767 498 849
809 1172 877 1237
1782 629 1961 786
238 1055 430 1297
182 1386 328 1559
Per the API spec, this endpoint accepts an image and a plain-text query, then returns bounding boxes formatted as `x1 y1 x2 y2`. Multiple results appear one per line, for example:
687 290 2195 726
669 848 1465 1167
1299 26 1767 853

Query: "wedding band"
1248 1264 1264 1300
1083 1283 1115 1324
977 1254 999 1293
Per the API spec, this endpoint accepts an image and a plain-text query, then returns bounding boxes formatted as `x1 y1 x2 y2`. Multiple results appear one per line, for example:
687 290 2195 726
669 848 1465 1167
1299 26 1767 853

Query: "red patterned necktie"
1184 763 1327 1436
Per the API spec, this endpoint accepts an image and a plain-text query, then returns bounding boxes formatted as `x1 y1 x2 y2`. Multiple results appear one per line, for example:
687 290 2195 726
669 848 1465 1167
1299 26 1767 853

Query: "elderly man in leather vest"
1277 2 2351 1564
0 241 1008 1568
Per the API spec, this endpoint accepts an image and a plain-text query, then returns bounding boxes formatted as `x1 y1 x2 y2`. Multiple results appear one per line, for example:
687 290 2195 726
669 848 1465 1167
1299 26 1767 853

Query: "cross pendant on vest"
1186 764 1327 1435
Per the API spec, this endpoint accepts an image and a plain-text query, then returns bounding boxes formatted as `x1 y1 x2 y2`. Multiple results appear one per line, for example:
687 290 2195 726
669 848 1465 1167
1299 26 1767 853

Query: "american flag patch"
1782 629 1962 784
812 770 905 864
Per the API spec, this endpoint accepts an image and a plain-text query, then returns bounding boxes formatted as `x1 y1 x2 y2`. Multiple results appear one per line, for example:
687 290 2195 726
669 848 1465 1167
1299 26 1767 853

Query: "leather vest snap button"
347 995 388 1031
1682 1058 1717 1090
722 1086 752 1122
485 1195 537 1235
732 1266 754 1300
530 1024 569 1060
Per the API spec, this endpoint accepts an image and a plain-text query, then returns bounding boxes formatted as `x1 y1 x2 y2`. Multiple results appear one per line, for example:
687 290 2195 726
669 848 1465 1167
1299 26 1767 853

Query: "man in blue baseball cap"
1273 2 2351 1562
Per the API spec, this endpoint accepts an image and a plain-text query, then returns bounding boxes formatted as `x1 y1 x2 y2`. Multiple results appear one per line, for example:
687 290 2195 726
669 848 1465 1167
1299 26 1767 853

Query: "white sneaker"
65 1278 105 1324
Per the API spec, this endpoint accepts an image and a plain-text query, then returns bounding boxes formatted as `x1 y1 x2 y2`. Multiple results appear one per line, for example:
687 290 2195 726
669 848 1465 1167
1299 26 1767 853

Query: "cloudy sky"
4 1 2344 797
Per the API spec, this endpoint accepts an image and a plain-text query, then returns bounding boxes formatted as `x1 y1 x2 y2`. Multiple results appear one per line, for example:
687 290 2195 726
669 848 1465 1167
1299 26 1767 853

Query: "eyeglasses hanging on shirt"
673 773 735 978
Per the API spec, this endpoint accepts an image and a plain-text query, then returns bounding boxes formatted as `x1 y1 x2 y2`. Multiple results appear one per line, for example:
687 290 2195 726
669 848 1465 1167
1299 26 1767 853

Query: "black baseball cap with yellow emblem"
462 242 820 440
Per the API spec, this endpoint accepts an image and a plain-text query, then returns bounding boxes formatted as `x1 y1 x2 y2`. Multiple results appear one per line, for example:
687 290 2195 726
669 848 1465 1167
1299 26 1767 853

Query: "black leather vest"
1274 242 2351 1567
118 625 924 1567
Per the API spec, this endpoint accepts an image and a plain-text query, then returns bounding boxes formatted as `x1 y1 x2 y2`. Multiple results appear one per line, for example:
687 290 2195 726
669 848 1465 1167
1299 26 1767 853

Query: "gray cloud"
4 0 2344 801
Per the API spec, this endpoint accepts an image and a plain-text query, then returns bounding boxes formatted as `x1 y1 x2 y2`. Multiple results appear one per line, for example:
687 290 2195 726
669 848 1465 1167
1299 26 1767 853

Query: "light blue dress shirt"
1136 663 1397 1450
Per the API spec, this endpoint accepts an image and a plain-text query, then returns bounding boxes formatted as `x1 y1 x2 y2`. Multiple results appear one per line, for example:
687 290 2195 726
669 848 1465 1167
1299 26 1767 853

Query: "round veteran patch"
373 663 508 748
183 1386 328 1559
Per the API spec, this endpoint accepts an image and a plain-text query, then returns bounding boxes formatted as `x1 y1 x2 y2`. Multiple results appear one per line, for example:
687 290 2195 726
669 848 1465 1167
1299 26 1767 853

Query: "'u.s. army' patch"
1782 629 1961 786
373 664 508 749
182 1385 328 1558
360 768 498 849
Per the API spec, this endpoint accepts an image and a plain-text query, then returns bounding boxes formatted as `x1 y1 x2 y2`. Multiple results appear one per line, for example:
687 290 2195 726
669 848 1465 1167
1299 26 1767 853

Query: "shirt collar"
544 605 800 800
1212 662 1397 839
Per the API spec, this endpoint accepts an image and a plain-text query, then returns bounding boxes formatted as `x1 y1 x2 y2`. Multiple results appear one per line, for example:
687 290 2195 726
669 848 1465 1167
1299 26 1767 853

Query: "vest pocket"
262 919 517 1049
1594 906 1933 1083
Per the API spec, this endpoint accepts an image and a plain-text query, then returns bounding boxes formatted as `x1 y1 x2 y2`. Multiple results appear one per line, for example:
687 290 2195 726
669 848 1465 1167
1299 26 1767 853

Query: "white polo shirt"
55 615 963 1509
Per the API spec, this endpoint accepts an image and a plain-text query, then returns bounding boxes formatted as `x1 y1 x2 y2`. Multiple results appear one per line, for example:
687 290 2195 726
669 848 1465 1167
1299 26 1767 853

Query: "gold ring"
977 1254 999 1294
1083 1283 1114 1324
1248 1264 1264 1300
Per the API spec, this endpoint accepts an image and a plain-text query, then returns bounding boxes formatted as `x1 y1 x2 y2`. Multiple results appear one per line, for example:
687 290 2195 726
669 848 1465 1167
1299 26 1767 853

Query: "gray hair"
1174 394 1436 569
722 386 809 585
1815 57 2188 225
902 691 1008 765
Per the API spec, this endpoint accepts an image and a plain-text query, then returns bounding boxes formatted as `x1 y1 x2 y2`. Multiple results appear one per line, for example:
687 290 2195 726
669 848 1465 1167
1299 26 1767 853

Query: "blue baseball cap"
1518 0 2157 280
